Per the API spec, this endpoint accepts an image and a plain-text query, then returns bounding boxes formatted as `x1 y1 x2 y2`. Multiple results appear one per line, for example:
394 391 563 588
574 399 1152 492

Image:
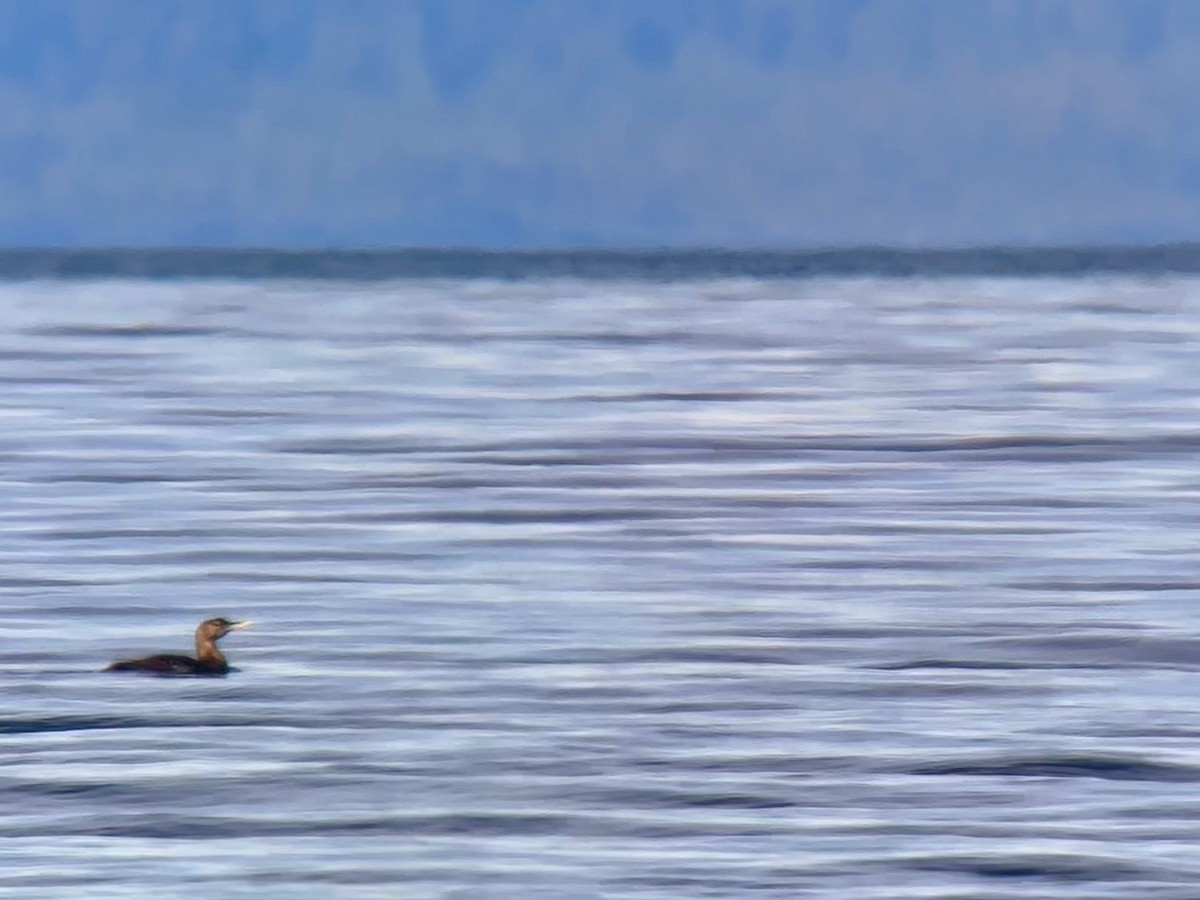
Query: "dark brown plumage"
105 617 252 676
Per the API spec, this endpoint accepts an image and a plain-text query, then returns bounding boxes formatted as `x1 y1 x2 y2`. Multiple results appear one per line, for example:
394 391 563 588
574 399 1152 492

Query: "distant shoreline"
2 245 1200 280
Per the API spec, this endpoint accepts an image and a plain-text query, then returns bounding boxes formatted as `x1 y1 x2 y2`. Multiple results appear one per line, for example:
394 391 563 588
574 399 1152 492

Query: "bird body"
105 617 252 676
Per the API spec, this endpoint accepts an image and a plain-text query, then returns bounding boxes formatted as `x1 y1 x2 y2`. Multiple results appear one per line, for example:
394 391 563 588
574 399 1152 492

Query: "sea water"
1 268 1199 897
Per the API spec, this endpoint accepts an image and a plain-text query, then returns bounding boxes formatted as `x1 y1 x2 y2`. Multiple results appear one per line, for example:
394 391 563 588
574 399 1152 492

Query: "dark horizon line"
1 243 1200 280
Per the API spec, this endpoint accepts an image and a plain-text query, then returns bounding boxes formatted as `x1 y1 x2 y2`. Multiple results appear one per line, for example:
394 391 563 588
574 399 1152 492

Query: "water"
2 271 1200 898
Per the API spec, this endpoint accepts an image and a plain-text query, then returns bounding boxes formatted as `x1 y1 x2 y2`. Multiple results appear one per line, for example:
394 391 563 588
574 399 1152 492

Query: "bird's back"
105 654 226 676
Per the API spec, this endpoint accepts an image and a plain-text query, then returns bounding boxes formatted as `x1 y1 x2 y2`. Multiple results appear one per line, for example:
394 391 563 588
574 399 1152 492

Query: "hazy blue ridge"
2 1 1200 247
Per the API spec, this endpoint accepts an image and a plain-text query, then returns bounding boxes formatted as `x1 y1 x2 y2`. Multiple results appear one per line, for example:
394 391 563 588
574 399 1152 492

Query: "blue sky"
0 0 1197 247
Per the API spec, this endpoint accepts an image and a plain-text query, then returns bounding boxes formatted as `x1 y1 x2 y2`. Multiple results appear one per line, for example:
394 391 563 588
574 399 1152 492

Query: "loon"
105 617 252 676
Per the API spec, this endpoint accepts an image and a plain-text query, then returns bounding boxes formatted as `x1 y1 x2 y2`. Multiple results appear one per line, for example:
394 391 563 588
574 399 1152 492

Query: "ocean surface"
2 263 1200 898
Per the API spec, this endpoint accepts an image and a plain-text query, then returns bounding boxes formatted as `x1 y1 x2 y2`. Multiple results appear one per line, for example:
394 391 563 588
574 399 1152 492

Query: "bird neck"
195 636 227 667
